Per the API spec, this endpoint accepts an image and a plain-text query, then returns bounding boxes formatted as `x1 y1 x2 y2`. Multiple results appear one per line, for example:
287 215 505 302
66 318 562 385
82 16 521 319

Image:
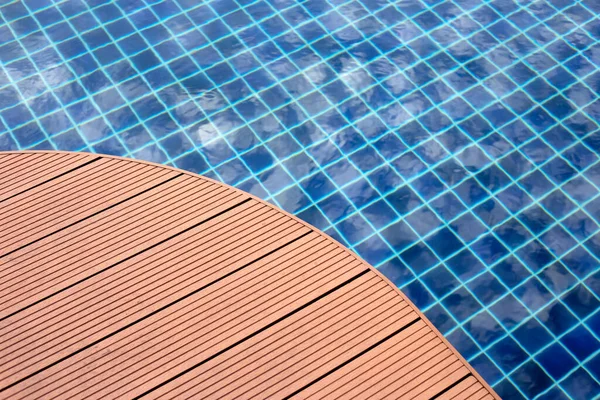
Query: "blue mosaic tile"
561 368 600 400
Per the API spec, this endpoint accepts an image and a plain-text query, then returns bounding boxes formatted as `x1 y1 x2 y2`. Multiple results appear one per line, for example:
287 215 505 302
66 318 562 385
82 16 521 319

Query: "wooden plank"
0 152 499 400
0 153 21 167
0 152 97 202
141 272 419 400
294 321 434 398
0 175 247 320
293 321 481 400
0 201 313 387
436 376 486 400
411 366 470 400
0 158 179 255
0 153 63 187
1 237 370 398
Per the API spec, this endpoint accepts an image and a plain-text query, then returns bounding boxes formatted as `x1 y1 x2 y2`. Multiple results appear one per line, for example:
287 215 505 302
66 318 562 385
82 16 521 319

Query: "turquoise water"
1 0 600 397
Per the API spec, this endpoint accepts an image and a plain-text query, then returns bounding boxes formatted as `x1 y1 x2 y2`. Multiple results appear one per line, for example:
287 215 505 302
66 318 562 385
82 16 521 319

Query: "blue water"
1 0 600 397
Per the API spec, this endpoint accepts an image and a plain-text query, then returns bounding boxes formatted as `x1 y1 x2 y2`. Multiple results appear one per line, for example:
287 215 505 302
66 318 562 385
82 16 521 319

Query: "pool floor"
1 0 600 398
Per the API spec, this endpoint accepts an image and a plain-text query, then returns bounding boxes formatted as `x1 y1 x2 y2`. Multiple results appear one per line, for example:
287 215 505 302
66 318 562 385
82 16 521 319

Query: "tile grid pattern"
1 0 600 398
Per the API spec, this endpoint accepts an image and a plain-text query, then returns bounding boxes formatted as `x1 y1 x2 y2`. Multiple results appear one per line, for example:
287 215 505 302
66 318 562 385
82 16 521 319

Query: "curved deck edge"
0 150 499 399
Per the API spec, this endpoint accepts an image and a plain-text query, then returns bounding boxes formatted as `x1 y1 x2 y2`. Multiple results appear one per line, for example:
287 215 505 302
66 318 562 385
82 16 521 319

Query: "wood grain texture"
0 151 498 400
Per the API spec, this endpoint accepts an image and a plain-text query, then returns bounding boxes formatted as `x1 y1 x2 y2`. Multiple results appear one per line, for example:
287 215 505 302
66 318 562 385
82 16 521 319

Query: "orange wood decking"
0 151 498 400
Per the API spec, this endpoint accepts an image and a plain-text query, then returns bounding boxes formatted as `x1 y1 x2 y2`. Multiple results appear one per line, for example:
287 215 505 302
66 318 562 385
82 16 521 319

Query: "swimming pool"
0 0 599 397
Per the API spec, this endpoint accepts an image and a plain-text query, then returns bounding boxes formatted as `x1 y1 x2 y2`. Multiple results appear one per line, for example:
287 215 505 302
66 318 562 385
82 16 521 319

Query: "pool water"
1 0 600 397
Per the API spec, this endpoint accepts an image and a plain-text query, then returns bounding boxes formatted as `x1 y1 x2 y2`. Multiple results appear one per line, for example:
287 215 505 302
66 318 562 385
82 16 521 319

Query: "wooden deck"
0 151 498 400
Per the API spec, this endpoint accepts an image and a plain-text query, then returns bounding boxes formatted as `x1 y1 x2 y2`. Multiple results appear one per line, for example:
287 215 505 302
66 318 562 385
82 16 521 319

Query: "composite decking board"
410 367 471 400
0 153 58 183
291 327 472 399
0 153 97 202
436 376 485 400
0 152 498 400
0 153 22 168
292 321 437 398
1 238 367 399
0 153 61 193
0 202 312 387
0 176 218 298
0 159 179 255
0 177 248 319
0 153 61 184
142 273 417 400
0 158 155 222
0 164 173 248
334 338 469 400
468 391 493 400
